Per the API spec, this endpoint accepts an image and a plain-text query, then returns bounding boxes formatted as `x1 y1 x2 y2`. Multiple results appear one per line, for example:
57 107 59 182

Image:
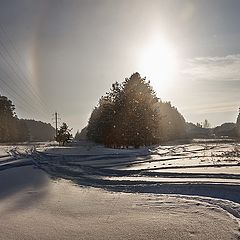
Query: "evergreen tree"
117 73 160 147
87 73 186 148
0 95 17 142
56 122 73 145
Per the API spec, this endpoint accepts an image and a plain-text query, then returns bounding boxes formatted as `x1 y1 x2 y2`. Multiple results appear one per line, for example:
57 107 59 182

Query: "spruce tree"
56 122 73 145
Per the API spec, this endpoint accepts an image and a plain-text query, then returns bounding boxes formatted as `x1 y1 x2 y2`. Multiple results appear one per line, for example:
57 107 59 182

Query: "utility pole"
55 112 58 139
53 112 61 140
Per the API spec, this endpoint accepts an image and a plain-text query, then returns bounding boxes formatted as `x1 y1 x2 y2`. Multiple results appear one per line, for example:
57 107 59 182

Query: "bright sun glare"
139 38 178 96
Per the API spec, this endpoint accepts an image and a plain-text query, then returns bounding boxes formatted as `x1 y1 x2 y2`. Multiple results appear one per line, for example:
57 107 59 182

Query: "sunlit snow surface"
0 140 240 239
1 141 240 196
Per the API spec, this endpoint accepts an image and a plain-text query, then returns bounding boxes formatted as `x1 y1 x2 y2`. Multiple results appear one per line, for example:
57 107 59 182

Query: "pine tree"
0 95 17 142
118 73 159 147
87 73 186 148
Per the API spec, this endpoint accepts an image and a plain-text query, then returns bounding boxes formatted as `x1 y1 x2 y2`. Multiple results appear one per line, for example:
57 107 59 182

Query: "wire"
0 54 48 117
0 76 46 118
0 23 52 115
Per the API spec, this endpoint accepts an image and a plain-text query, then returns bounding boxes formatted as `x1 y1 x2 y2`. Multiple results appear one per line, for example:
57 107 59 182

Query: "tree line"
87 73 186 148
0 95 55 143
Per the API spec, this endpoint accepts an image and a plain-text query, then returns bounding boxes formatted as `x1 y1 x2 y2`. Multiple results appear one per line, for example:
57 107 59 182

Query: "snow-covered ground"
0 140 240 239
0 165 239 240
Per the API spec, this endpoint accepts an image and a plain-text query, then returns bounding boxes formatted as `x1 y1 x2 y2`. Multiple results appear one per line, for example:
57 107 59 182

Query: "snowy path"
0 165 239 240
0 142 240 239
1 142 240 203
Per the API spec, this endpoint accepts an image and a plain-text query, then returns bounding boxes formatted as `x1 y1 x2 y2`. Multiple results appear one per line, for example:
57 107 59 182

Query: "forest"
0 95 55 142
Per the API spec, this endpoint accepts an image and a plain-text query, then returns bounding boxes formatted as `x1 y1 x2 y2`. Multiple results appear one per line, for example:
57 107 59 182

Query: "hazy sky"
0 0 240 132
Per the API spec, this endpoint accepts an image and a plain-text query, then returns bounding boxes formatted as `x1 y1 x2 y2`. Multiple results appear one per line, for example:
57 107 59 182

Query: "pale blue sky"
0 0 239 132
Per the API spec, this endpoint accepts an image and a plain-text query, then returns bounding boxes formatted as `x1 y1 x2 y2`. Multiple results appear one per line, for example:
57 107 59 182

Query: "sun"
138 37 178 96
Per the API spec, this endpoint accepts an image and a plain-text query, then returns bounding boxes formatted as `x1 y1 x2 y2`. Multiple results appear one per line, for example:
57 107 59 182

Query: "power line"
0 22 51 112
0 76 44 117
0 47 49 117
0 41 49 115
0 57 49 118
0 23 52 115
0 70 45 115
